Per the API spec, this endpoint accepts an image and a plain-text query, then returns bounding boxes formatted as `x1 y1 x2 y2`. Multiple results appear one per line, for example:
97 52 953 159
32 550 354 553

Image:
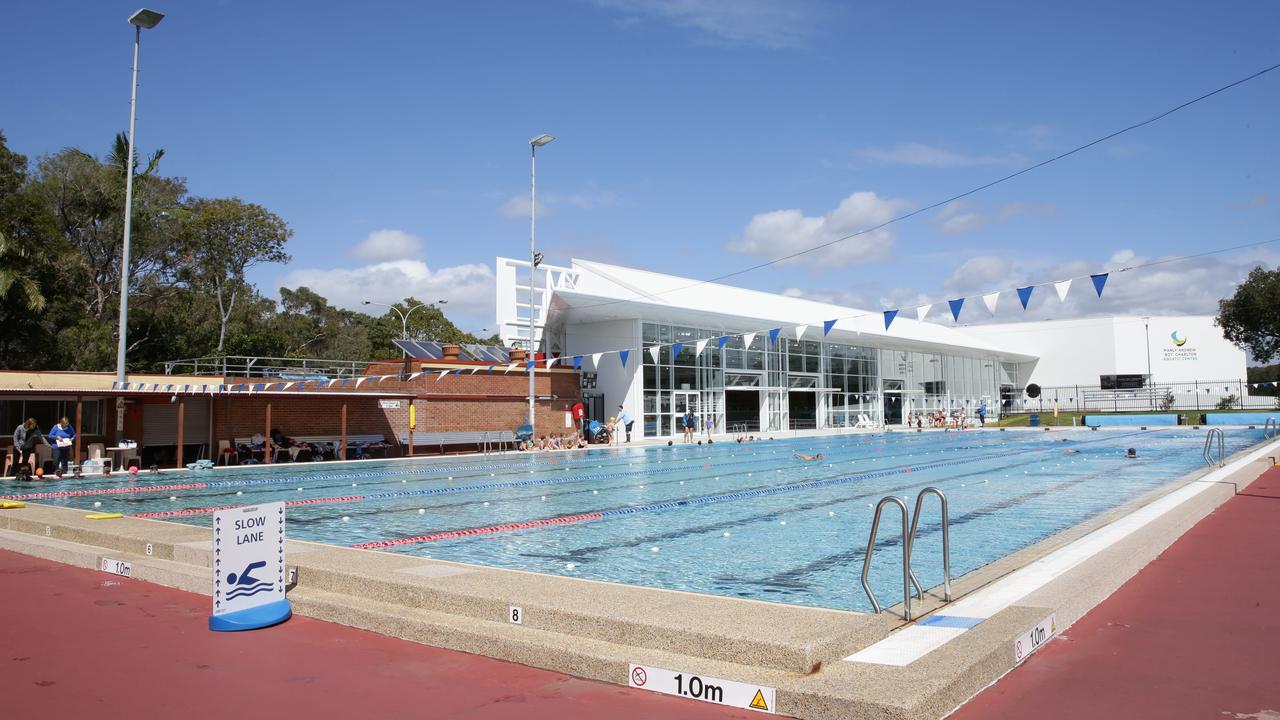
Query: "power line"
563 61 1280 312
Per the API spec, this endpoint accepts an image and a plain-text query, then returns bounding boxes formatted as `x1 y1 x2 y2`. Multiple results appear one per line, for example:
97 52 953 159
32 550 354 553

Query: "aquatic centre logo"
1163 330 1197 361
1170 331 1187 347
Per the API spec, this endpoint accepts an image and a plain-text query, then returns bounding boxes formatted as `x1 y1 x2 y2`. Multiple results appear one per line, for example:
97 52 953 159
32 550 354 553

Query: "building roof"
545 258 1036 361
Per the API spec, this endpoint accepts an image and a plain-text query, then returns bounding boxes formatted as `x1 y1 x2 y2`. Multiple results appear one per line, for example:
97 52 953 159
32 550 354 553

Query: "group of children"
523 433 589 451
908 411 977 430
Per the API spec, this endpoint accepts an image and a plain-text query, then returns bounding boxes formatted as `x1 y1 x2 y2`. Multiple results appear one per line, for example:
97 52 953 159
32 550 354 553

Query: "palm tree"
0 228 46 312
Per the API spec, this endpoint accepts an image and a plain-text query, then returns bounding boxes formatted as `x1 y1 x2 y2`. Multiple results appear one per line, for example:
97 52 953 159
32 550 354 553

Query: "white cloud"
934 200 1054 236
349 229 423 262
278 260 495 331
944 255 1015 294
728 191 912 269
858 142 1013 168
591 0 826 49
497 190 617 220
780 287 874 309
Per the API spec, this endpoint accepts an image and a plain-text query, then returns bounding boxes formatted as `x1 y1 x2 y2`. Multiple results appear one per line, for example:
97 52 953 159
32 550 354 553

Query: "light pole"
528 134 554 431
115 8 165 388
363 300 439 357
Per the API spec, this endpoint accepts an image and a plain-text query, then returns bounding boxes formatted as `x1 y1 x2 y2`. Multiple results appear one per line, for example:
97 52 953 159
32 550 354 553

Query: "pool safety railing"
907 487 952 603
861 496 913 621
1203 427 1225 467
1264 417 1278 440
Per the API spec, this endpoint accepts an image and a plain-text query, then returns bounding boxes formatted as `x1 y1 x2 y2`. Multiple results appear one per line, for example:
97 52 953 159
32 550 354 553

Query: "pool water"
2 428 1262 612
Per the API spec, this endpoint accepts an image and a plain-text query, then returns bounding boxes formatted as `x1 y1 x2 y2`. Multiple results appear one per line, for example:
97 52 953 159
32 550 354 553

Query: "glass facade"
638 321 1010 437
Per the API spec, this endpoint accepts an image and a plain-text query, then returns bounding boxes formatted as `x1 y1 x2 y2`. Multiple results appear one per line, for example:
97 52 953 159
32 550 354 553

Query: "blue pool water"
2 428 1262 612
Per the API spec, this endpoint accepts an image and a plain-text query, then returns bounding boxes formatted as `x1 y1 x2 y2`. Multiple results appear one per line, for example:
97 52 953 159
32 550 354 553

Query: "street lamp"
115 7 165 390
363 300 433 357
528 134 554 431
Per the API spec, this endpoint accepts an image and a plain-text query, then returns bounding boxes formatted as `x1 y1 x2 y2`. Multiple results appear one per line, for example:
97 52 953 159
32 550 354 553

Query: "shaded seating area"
229 434 393 464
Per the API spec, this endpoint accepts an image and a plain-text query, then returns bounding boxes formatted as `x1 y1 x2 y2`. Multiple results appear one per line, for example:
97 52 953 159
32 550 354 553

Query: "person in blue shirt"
977 402 988 427
47 416 76 477
616 404 634 443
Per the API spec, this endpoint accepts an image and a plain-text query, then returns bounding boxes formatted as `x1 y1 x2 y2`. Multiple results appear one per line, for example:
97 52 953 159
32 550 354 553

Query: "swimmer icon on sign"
226 561 273 600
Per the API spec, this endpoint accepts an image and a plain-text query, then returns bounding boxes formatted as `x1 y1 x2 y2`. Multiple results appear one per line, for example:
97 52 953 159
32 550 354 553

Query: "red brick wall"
213 365 583 452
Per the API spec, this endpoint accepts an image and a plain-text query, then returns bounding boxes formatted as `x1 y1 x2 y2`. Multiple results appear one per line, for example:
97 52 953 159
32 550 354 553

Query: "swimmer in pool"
793 452 824 462
1125 447 1137 459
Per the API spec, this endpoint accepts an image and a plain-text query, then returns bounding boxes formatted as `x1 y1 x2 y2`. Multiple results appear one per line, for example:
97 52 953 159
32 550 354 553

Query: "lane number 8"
509 606 523 625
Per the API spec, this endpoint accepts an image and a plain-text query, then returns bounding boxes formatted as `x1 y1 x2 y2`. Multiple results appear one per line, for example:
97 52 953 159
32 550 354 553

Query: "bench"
399 431 518 455
231 434 391 463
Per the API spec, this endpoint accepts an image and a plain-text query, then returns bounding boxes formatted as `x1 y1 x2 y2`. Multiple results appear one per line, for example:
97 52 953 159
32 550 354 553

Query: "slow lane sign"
210 502 291 631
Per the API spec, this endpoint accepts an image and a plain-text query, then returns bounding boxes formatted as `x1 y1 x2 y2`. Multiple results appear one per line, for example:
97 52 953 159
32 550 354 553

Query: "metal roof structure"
393 340 511 363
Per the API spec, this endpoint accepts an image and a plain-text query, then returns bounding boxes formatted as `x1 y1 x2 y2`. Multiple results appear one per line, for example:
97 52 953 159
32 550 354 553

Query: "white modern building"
496 258 1250 436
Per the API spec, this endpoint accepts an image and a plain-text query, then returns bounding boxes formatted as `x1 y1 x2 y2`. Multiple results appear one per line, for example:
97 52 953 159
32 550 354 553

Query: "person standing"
11 418 45 478
704 414 714 441
682 409 695 443
47 416 76 477
616 404 634 443
977 401 988 427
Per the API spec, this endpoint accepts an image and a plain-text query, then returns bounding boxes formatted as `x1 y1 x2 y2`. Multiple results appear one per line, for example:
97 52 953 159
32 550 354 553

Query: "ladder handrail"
1264 417 1277 440
907 487 952 603
1203 427 1225 467
860 496 913 621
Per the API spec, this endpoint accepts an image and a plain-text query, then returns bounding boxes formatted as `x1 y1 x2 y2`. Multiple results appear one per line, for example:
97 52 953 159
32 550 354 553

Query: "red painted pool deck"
951 467 1280 720
3 469 1279 720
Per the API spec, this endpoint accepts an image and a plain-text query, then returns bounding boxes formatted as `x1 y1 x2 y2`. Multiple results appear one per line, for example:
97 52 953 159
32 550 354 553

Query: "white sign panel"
100 557 132 577
628 663 775 714
213 502 286 617
379 399 401 409
1013 613 1057 665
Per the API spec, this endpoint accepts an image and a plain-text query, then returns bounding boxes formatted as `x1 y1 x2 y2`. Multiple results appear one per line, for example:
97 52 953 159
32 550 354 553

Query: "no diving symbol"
631 666 647 687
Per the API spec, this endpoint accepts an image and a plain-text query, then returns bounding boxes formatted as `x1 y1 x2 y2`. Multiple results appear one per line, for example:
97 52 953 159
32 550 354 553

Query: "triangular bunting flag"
572 355 583 370
436 370 449 380
453 369 463 375
1016 286 1034 309
470 367 482 373
823 319 836 336
545 356 557 367
671 342 682 357
1090 273 1108 297
948 298 965 322
793 325 806 341
648 346 660 362
743 332 756 349
917 304 932 322
1054 279 1072 302
591 353 603 368
355 377 368 387
768 328 780 345
408 372 422 380
883 309 898 330
619 349 630 368
695 339 708 356
526 360 536 370
717 335 730 350
282 382 295 390
982 291 1000 315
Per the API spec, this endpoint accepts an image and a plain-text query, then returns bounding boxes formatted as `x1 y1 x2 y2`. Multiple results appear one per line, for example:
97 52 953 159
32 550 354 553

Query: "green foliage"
1217 266 1280 363
1215 394 1238 411
0 129 490 372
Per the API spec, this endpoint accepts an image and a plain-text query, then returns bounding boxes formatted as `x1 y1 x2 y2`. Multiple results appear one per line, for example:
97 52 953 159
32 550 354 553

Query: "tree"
1217 266 1280 363
180 198 292 352
366 297 488 358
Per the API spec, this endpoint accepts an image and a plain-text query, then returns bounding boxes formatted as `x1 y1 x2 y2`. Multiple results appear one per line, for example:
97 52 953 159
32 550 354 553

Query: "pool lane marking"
844 435 1280 667
349 446 1063 550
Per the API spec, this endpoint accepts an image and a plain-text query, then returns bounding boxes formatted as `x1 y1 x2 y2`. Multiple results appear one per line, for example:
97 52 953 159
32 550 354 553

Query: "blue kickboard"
209 599 292 632
1083 413 1178 427
1204 412 1280 426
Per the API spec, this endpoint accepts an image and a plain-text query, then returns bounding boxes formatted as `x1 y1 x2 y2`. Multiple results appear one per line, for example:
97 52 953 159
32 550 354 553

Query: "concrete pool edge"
1 431 1276 720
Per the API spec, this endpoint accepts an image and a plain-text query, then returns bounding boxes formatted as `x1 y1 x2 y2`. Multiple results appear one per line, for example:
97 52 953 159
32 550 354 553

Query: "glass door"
672 391 700 437
883 378 904 425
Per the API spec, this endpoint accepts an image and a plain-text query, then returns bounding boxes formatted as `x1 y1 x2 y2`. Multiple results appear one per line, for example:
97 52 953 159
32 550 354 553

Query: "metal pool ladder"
908 487 952 604
860 496 913 620
1264 417 1278 440
1203 427 1225 467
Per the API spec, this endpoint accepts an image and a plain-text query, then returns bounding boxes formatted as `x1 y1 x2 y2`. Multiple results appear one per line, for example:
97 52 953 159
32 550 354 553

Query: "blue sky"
6 0 1279 333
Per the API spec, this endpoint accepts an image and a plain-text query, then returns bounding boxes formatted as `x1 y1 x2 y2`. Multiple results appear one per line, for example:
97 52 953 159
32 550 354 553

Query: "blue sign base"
209 599 292 632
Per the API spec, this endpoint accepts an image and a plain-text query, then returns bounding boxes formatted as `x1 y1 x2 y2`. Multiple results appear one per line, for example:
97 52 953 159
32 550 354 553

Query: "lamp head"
129 8 165 28
529 134 555 147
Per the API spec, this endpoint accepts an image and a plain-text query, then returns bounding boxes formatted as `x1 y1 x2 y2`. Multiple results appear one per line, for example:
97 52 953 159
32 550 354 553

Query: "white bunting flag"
591 353 603 368
794 325 807 341
355 376 368 387
648 346 660 362
327 379 339 388
408 371 423 380
505 363 518 373
282 382 295 390
470 367 482 374
546 356 557 368
1054 279 1072 302
695 338 709 356
982 291 1000 315
743 332 756 348
436 370 449 380
917 304 932 322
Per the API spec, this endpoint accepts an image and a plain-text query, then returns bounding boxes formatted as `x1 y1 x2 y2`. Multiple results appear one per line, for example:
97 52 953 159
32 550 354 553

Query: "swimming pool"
2 428 1262 612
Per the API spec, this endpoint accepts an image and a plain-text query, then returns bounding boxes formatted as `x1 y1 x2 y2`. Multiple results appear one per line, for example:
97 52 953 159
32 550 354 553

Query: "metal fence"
164 356 372 379
1009 379 1277 415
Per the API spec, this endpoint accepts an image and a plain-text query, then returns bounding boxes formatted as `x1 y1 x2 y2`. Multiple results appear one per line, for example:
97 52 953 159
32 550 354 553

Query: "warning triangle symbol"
749 689 769 711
